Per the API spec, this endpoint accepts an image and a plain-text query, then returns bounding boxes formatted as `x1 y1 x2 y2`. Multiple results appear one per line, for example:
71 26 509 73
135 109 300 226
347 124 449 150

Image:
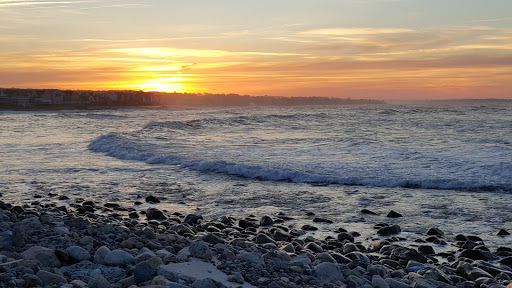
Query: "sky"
1 0 511 100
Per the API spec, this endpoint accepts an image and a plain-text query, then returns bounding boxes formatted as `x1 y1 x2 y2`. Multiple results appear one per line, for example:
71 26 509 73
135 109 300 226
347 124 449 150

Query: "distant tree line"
0 88 385 108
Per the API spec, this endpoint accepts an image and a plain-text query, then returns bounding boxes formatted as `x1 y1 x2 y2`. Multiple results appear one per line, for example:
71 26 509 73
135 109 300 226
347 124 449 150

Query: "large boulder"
21 246 61 267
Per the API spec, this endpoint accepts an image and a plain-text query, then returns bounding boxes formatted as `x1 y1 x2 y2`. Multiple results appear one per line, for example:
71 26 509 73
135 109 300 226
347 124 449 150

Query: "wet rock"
254 233 275 244
21 246 61 267
313 217 333 223
184 214 203 225
387 210 403 218
145 195 160 203
128 212 139 219
94 246 111 264
189 241 212 260
279 243 295 253
134 261 155 284
385 278 413 288
314 262 344 283
88 275 110 288
146 208 167 220
66 246 91 262
361 209 378 215
22 274 43 287
201 233 226 245
500 256 512 266
304 242 323 253
273 229 291 241
192 278 227 288
418 245 435 255
11 226 26 248
496 229 510 236
260 215 274 226
227 272 244 284
104 249 134 266
301 224 318 231
36 270 67 286
459 249 497 261
378 225 401 236
372 275 390 288
411 278 443 288
343 243 359 254
427 227 445 237
337 232 354 243
238 219 257 229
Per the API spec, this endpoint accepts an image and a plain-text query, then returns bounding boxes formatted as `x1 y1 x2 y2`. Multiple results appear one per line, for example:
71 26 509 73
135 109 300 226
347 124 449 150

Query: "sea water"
1 102 511 249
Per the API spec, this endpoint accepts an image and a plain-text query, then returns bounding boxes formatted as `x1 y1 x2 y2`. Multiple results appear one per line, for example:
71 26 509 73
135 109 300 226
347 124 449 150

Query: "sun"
136 77 189 93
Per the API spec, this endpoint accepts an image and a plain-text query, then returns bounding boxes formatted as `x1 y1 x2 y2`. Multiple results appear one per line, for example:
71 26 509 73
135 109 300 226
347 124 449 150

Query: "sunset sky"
1 0 511 99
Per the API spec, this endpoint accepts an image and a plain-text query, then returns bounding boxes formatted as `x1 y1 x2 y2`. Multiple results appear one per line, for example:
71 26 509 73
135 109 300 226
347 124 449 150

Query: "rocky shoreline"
0 196 511 288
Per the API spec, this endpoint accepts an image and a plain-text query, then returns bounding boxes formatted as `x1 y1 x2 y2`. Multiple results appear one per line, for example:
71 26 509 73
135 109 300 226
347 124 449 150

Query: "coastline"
0 196 510 288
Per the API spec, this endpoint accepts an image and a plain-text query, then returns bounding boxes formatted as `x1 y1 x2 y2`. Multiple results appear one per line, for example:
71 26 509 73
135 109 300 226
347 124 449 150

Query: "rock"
36 270 67 286
385 278 413 288
427 227 444 236
361 209 378 215
134 261 155 284
227 271 244 284
304 242 323 253
201 233 226 245
497 229 510 236
418 245 435 255
411 278 443 288
500 256 512 266
378 225 401 236
189 241 212 260
343 243 359 254
372 275 390 288
184 214 203 225
459 249 496 261
331 252 351 264
88 275 111 288
313 217 333 223
387 210 403 218
104 249 134 266
22 274 43 287
146 208 166 220
145 195 160 203
66 246 91 261
128 212 139 219
279 243 295 253
273 229 291 241
314 262 344 283
260 216 274 226
192 278 227 288
94 246 111 264
337 232 354 243
346 275 367 287
11 226 26 248
316 252 336 263
254 233 275 244
301 224 318 231
21 246 61 267
238 219 257 229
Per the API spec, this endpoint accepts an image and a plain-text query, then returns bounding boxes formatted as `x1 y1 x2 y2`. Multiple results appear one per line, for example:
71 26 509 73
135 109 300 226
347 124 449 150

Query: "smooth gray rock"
385 278 413 288
88 275 111 288
314 262 344 283
21 246 61 267
66 246 91 261
134 261 156 284
254 233 275 244
104 249 134 266
189 241 212 260
304 242 323 253
378 225 401 236
36 270 67 286
94 246 111 264
373 275 390 288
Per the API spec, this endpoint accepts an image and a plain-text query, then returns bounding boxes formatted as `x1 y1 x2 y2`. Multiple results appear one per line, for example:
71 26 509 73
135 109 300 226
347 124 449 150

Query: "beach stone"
387 210 403 218
345 252 370 265
304 242 323 253
378 225 401 236
189 241 212 260
66 245 91 261
418 245 435 255
134 261 155 284
145 195 160 203
497 229 510 236
460 249 496 261
273 229 291 241
411 278 442 288
236 252 261 265
346 275 367 287
238 219 257 229
36 270 67 286
337 232 354 243
385 278 413 288
316 252 336 263
343 243 359 253
373 275 390 288
260 216 274 226
361 209 378 215
301 224 318 231
146 208 167 220
279 243 295 253
104 249 134 266
192 278 227 288
201 233 226 245
500 256 512 266
22 273 43 287
94 246 111 264
184 214 203 225
314 262 344 283
173 224 194 235
427 227 444 236
11 226 26 248
227 271 244 284
368 264 388 277
313 217 333 223
331 252 351 264
88 275 111 288
21 246 61 267
254 233 275 244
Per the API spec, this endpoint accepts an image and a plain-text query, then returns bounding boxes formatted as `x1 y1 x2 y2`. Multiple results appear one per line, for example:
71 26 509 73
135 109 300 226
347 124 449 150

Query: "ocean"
1 102 511 249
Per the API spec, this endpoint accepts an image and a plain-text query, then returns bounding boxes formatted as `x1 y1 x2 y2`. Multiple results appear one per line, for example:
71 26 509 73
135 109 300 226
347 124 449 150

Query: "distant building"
11 89 35 107
0 89 9 106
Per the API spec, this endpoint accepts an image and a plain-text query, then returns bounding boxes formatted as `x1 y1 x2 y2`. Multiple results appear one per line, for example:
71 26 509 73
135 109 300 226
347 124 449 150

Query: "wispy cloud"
303 27 414 36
